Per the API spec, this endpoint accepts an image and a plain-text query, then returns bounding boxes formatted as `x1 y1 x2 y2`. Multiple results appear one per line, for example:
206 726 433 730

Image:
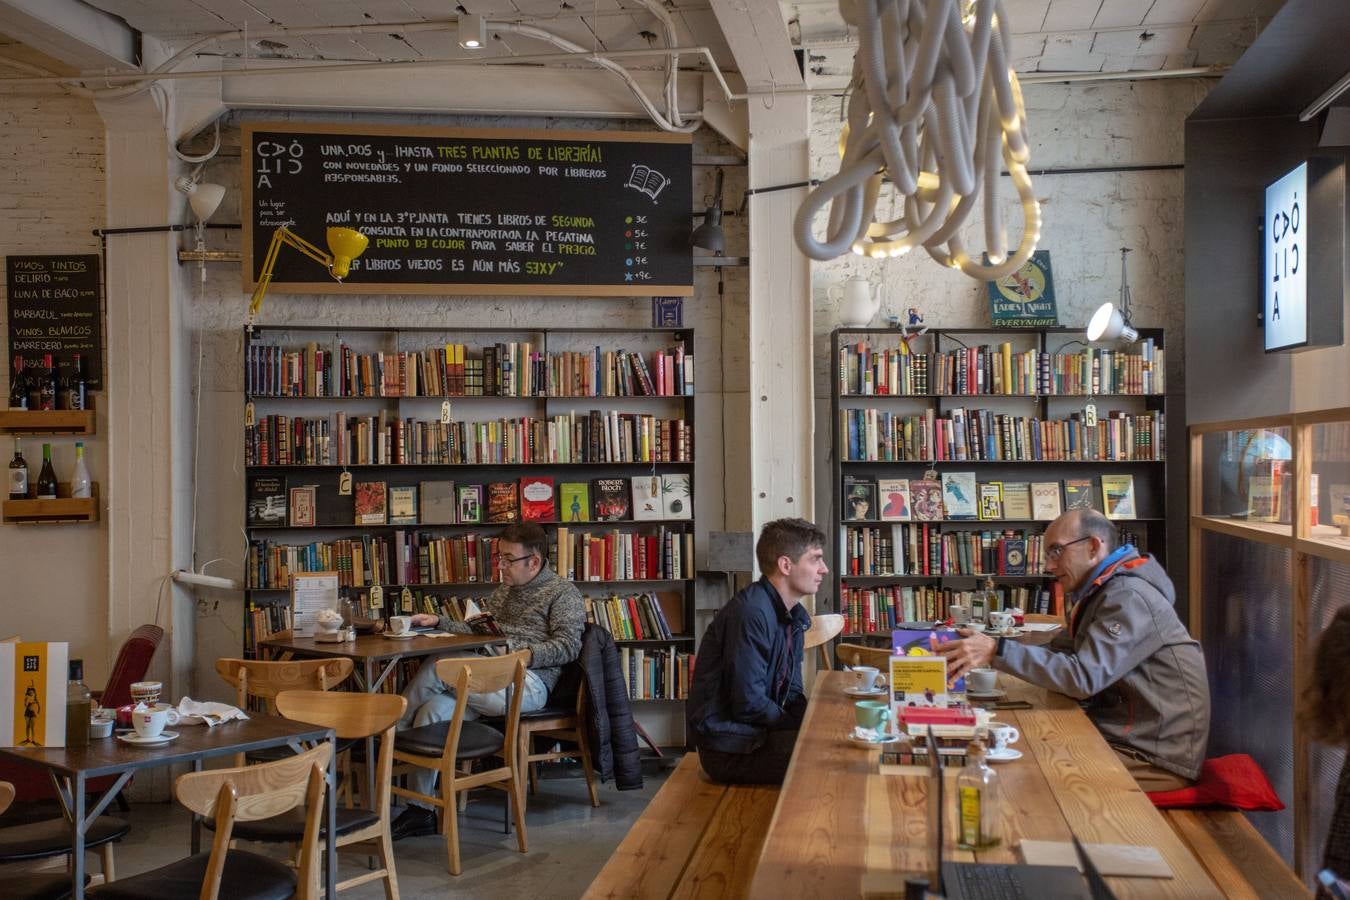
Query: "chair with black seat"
512 663 599 813
0 781 96 900
88 743 329 900
0 780 128 887
390 650 528 875
217 690 403 898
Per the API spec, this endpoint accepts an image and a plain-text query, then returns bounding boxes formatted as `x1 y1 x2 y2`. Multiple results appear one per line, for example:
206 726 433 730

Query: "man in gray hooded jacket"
937 508 1209 790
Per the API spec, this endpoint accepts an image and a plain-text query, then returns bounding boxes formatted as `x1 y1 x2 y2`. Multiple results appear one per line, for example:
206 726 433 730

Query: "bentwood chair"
803 613 845 670
834 642 892 670
390 651 529 875
88 744 330 900
215 658 354 767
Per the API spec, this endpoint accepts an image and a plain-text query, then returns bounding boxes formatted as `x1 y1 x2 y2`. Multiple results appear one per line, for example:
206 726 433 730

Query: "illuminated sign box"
1263 158 1346 352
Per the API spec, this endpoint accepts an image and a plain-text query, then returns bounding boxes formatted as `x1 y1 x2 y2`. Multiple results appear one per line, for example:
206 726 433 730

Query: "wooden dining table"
750 671 1223 899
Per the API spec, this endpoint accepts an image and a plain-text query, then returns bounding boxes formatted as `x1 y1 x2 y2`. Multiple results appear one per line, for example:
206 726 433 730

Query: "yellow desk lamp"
249 226 370 318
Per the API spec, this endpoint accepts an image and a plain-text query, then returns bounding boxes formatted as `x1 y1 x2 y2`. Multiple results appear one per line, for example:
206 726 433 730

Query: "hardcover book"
877 478 911 521
419 481 457 524
354 481 387 525
457 484 483 524
389 485 418 525
1001 482 1033 520
591 478 630 521
486 481 520 524
843 476 876 521
632 475 664 521
1063 478 1099 513
519 476 556 522
247 475 287 526
289 485 316 527
1100 474 1136 520
978 482 1004 520
661 473 692 520
910 479 944 521
941 472 978 520
1030 481 1062 520
1002 538 1028 575
558 482 591 522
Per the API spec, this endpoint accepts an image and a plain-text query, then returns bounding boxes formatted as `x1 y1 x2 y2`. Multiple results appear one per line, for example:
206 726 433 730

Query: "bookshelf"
830 326 1168 641
242 324 697 709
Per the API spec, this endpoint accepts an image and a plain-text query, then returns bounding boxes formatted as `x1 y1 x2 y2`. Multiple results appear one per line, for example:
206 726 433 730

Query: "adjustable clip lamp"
691 167 725 255
249 226 370 318
1086 247 1140 344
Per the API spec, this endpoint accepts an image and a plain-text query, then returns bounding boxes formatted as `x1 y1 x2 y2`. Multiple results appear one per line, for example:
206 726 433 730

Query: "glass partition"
1199 426 1293 533
1309 420 1350 551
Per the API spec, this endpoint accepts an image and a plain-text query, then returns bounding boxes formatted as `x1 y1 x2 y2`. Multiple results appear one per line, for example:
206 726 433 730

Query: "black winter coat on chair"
565 622 643 790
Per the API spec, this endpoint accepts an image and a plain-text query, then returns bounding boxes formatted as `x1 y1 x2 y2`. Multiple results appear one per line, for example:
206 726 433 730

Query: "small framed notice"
291 571 340 637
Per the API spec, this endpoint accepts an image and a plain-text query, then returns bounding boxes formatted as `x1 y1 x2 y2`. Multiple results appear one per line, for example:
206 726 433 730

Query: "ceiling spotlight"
459 14 486 49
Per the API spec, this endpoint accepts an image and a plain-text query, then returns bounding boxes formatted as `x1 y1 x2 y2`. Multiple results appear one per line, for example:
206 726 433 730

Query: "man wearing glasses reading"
391 522 585 839
937 508 1209 791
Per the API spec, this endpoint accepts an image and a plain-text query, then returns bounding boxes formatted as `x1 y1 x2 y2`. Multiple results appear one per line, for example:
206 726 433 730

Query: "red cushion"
1146 754 1285 811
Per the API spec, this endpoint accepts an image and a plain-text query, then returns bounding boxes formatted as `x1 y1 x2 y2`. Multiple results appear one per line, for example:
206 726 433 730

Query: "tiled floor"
14 764 670 900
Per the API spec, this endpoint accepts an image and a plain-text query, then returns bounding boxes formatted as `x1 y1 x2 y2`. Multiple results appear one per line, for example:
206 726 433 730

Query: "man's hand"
935 628 997 683
410 613 438 628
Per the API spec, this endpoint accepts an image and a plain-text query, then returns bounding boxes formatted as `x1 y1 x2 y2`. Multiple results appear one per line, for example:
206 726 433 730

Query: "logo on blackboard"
626 165 671 203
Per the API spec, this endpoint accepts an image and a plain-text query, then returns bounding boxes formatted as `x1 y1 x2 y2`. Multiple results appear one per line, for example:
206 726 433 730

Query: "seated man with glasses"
391 522 585 839
937 508 1209 791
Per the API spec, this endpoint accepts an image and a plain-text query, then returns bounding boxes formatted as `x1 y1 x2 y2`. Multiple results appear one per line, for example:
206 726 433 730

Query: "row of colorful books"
837 339 1164 397
842 474 1142 522
246 410 693 466
246 340 694 398
246 474 694 528
620 645 692 700
839 583 1053 634
584 593 683 641
844 525 1043 577
555 527 694 582
840 407 1164 462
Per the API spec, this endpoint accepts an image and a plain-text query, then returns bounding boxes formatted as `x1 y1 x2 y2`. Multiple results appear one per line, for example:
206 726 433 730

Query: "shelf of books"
830 326 1168 641
243 325 697 707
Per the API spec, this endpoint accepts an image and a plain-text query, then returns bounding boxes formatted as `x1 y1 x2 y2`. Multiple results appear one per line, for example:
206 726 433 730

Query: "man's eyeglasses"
1045 535 1092 561
497 553 536 567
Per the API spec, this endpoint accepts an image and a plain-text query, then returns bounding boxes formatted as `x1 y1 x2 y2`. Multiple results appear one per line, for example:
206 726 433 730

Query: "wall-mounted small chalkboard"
243 123 694 297
6 254 103 389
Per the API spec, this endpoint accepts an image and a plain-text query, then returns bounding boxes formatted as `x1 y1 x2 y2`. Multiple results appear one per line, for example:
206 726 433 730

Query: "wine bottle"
8 438 27 500
71 441 91 499
36 443 57 499
7 355 27 410
38 354 57 411
67 353 87 411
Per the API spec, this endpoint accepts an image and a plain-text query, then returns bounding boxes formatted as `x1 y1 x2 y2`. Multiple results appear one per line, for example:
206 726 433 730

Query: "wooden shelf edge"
3 483 99 524
0 409 95 435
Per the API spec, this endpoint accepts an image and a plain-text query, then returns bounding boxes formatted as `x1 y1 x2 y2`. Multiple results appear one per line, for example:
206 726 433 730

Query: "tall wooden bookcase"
241 324 697 721
829 326 1168 641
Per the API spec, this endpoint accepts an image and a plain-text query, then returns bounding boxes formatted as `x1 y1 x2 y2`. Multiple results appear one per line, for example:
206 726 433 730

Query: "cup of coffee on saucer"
852 700 895 745
388 615 413 636
846 666 885 694
132 703 180 739
967 667 999 695
988 723 1020 753
988 611 1016 634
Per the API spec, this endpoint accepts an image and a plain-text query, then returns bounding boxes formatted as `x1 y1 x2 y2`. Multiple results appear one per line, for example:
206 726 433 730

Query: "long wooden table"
750 671 1222 898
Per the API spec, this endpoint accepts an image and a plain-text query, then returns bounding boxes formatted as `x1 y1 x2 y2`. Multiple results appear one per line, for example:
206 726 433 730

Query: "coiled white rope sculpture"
794 0 1041 281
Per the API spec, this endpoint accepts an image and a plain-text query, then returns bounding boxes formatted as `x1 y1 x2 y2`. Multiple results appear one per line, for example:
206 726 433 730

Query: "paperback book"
457 484 483 524
1100 474 1136 520
461 598 505 637
558 482 591 522
910 479 944 521
486 481 520 523
389 485 418 525
877 478 911 521
519 476 556 521
592 478 630 521
941 472 978 520
420 481 457 524
354 481 387 525
660 473 692 520
1030 481 1062 520
247 475 288 526
1001 482 1032 520
978 482 1003 520
632 475 664 521
1063 478 1099 513
844 476 876 521
289 485 316 528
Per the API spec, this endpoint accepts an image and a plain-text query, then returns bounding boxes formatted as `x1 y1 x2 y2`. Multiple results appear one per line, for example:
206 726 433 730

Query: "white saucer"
848 731 901 748
966 688 1007 699
843 685 888 697
985 747 1022 762
385 632 417 640
117 730 179 746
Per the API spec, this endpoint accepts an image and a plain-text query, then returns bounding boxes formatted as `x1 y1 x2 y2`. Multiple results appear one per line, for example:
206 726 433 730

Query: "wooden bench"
1164 809 1307 899
585 752 779 900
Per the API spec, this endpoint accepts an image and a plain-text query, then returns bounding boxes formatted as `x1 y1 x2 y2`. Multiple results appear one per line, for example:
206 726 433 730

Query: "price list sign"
6 254 103 388
243 124 693 296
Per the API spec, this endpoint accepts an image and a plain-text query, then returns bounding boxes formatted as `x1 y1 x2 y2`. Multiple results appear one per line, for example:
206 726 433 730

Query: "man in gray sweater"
391 522 585 839
937 508 1210 791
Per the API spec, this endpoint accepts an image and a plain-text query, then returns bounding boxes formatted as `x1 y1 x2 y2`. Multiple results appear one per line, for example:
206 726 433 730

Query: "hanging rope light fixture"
794 0 1041 281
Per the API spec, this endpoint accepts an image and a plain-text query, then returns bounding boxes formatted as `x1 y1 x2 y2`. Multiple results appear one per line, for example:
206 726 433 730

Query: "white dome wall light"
1086 248 1140 344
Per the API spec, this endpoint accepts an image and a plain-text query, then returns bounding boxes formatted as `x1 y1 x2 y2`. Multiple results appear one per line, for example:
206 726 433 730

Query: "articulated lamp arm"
249 225 369 319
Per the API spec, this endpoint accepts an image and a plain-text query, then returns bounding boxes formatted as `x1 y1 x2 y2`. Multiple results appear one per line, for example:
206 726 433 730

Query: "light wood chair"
516 678 599 812
803 613 845 670
390 650 529 875
834 643 891 670
88 744 330 900
215 657 353 766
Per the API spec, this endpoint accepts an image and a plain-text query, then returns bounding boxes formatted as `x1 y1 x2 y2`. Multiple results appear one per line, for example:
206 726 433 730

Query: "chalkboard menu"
6 254 102 389
243 123 693 297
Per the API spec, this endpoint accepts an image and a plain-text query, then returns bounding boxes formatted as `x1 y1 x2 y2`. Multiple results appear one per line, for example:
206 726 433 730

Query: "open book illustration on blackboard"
626 165 671 202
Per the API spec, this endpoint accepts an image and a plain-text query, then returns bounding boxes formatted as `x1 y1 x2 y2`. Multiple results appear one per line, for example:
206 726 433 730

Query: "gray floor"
15 763 671 900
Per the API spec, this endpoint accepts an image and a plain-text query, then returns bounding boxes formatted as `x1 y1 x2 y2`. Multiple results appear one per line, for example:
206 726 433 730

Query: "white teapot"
829 277 882 327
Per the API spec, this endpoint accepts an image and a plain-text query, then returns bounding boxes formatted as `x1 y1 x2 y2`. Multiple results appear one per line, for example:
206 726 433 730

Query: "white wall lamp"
458 14 486 50
1086 247 1140 344
174 173 228 282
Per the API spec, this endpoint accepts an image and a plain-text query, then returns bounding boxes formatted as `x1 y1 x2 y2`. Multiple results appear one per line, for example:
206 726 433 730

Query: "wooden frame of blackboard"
242 122 694 298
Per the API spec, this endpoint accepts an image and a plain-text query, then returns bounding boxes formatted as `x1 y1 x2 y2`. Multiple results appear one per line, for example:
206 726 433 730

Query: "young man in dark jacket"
687 518 828 784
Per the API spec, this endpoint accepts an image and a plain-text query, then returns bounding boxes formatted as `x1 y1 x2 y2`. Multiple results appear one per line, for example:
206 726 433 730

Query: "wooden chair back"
175 744 330 900
803 614 845 670
834 643 891 670
0 782 13 817
433 651 528 764
275 690 405 819
214 658 353 713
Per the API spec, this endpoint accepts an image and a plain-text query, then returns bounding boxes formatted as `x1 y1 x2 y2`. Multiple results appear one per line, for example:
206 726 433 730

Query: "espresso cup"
988 611 1016 634
388 615 412 636
132 703 180 739
129 681 161 705
854 700 891 732
967 667 998 694
848 666 884 692
988 723 1020 752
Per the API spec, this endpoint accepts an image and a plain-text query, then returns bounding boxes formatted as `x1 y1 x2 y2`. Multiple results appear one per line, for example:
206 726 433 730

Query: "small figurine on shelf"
886 307 930 352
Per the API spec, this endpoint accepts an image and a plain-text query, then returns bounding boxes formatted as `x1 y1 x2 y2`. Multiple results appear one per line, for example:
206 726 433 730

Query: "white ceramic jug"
830 278 881 327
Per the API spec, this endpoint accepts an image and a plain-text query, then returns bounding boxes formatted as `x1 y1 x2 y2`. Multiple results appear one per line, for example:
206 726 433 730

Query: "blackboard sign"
243 124 693 297
6 254 102 389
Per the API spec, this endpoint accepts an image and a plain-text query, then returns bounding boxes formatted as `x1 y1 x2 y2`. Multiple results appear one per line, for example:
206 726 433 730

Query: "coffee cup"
848 666 885 692
949 604 970 624
129 681 161 705
988 611 1016 634
854 700 891 733
388 615 412 636
967 667 998 694
132 703 180 739
1007 607 1025 626
988 723 1020 752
